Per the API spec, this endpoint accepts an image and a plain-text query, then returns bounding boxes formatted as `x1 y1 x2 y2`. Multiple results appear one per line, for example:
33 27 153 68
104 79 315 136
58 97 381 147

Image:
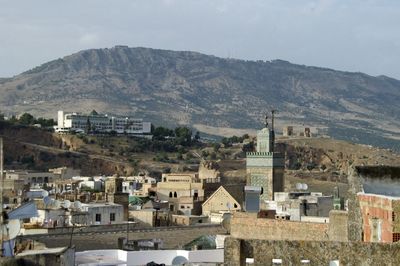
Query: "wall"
358 193 400 243
129 209 154 227
230 212 329 241
225 238 400 265
76 249 224 266
328 210 348 242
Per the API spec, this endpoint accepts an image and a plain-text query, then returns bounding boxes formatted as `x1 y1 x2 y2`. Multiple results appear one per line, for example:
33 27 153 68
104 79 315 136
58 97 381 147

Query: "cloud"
79 33 100 46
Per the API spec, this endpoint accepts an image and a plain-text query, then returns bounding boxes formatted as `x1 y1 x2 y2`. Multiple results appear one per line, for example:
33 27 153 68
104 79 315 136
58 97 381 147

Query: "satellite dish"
43 196 52 205
301 183 309 191
226 202 232 209
42 190 49 197
53 200 61 209
296 183 302 190
74 201 82 209
63 200 71 208
1 219 21 240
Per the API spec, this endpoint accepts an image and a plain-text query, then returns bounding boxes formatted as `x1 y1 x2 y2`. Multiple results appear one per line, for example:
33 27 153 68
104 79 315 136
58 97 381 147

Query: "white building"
54 110 151 135
75 249 224 266
81 203 124 225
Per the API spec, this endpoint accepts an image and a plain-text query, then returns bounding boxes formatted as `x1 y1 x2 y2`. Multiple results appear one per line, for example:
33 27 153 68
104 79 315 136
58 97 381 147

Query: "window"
393 233 400 242
181 206 185 209
95 213 101 222
169 192 172 198
110 213 115 222
174 192 177 198
393 212 396 222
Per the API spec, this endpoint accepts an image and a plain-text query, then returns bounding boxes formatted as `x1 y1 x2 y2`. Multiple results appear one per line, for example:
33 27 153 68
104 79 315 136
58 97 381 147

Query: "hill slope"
1 46 400 150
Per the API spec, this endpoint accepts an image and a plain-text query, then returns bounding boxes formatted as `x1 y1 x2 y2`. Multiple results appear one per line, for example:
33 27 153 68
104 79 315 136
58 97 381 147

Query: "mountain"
1 46 400 151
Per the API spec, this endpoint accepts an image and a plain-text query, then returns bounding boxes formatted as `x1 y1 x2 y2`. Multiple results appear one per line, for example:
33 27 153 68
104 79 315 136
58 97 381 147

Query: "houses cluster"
2 159 245 231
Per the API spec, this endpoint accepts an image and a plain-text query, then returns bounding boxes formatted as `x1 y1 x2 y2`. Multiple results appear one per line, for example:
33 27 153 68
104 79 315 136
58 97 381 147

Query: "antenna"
271 109 277 152
271 110 277 132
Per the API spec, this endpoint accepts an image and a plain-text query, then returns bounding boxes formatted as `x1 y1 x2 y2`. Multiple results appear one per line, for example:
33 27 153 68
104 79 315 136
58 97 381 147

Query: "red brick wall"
358 193 400 243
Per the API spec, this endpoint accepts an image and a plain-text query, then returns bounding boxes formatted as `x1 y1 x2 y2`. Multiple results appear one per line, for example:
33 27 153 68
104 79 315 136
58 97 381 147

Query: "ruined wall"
225 238 400 266
198 160 220 180
230 213 329 241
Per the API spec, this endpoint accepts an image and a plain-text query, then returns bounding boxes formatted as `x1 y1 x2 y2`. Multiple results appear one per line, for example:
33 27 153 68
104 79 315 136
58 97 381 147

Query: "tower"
246 112 284 202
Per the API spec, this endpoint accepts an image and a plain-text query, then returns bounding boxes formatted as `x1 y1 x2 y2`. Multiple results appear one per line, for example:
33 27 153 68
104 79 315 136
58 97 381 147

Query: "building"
5 170 57 189
105 177 129 220
54 110 151 135
157 173 204 213
282 126 294 136
202 186 243 219
81 202 124 225
122 176 157 197
358 193 400 243
246 117 284 201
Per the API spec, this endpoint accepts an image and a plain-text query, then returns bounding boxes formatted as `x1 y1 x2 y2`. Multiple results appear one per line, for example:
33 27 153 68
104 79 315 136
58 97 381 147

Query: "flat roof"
16 247 69 256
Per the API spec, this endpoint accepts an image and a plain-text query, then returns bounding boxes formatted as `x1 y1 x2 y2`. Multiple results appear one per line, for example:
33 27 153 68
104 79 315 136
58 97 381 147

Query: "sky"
1 0 400 79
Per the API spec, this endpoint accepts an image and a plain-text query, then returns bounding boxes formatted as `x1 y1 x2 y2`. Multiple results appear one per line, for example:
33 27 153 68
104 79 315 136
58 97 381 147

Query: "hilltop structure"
54 110 151 136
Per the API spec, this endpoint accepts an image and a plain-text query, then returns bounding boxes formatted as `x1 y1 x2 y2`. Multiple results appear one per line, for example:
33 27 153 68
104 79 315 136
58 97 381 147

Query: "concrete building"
81 202 124 225
54 110 151 136
105 177 129 220
246 120 284 201
122 176 157 197
157 173 204 213
5 170 57 189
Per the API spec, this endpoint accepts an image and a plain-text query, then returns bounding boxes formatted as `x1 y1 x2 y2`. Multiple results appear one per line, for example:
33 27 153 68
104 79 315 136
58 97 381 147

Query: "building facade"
246 126 284 201
54 110 151 135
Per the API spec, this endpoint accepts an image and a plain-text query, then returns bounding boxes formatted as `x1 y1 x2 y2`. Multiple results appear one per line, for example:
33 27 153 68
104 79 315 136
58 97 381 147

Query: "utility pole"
0 137 4 257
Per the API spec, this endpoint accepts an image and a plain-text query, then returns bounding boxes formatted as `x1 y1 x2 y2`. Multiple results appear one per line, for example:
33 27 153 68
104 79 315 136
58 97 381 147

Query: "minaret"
246 111 284 202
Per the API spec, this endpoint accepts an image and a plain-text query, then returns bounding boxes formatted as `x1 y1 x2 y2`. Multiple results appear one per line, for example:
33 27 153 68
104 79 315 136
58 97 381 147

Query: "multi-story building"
157 173 204 213
54 110 151 136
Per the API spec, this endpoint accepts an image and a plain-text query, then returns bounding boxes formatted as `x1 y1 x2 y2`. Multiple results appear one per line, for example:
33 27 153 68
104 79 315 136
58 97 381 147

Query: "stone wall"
225 238 400 265
231 213 329 241
328 210 348 242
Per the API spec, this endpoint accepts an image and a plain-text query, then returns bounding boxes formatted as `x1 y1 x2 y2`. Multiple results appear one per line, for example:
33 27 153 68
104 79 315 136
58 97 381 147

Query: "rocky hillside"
1 46 400 150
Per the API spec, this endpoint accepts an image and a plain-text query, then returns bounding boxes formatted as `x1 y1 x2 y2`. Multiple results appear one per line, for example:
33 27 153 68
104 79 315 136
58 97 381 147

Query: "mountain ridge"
1 46 400 151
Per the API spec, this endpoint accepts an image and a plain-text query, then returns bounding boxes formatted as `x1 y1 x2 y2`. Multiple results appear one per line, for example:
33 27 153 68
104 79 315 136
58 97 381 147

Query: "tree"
18 113 35 125
194 131 200 141
85 118 91 134
212 143 221 152
175 126 192 146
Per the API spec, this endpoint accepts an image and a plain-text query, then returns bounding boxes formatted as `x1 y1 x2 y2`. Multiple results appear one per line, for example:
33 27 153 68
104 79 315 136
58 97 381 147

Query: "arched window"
174 192 177 198
169 192 172 198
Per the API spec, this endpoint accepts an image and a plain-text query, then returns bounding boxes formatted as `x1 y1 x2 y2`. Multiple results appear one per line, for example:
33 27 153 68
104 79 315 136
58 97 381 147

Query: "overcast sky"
1 0 400 79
